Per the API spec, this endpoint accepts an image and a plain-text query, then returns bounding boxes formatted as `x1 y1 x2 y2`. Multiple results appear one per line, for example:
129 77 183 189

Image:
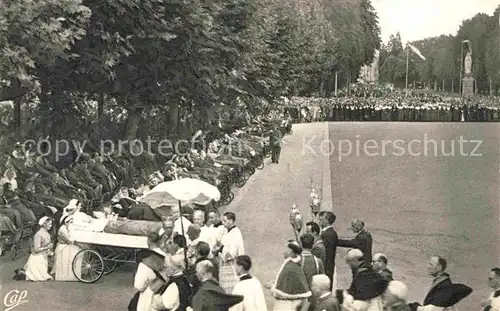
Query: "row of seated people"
1 122 276 241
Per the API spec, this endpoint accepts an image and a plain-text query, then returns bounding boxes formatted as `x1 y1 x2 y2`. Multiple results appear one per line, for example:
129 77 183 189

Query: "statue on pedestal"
464 52 472 76
463 41 472 77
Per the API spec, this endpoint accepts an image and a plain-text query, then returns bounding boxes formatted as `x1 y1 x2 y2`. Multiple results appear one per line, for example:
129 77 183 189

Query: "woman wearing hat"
52 215 88 281
23 216 54 281
129 234 169 311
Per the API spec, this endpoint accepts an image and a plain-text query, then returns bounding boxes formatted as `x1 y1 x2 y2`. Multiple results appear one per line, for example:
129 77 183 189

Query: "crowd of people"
0 114 288 257
122 207 500 311
283 91 500 123
2 89 500 311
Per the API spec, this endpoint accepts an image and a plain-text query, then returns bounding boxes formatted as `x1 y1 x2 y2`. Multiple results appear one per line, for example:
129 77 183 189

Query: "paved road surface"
0 122 498 310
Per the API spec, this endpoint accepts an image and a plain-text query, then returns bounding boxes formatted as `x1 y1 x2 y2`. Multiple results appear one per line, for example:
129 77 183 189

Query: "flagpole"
405 45 410 95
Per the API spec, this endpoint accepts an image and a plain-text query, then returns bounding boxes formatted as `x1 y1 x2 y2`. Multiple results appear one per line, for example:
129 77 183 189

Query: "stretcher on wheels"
70 230 149 284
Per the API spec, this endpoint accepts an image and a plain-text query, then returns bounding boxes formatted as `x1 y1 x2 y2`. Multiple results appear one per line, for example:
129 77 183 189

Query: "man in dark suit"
337 218 372 267
318 211 338 290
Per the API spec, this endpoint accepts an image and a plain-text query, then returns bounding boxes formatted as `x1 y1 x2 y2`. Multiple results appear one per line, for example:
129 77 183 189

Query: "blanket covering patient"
63 199 161 236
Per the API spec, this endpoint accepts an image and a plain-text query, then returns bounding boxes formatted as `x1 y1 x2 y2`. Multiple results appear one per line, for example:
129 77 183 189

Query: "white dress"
134 262 157 311
24 228 53 281
52 225 83 281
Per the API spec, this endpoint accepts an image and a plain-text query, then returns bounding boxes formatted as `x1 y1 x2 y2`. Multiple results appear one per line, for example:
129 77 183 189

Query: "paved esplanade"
0 122 498 310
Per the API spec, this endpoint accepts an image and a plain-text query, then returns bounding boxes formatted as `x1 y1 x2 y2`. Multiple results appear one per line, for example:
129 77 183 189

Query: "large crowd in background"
283 90 500 123
1 88 499 311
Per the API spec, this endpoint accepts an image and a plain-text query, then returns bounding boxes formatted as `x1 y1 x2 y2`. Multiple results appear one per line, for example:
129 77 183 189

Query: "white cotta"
139 178 221 208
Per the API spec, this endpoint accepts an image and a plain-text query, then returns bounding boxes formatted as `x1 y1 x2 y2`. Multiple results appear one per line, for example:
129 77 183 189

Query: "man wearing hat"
383 281 411 311
130 245 168 311
152 254 192 311
271 240 311 311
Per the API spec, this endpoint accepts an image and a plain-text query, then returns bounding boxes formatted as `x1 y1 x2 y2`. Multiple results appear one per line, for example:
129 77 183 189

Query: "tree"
0 0 90 135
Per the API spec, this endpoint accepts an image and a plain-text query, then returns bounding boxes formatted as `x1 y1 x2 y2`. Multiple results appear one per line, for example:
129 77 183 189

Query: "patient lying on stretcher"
61 199 161 237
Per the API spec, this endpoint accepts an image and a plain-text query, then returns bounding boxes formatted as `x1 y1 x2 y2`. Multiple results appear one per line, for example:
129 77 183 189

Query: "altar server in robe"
216 212 245 294
230 255 267 311
271 240 311 311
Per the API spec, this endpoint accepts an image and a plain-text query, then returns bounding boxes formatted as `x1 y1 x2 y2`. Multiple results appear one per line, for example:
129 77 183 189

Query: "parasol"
139 178 221 208
138 178 221 268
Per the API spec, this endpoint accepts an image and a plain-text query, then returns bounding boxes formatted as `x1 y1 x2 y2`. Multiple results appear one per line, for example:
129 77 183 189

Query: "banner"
408 43 426 60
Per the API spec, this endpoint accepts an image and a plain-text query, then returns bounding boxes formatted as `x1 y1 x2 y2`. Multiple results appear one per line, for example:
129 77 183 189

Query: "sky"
372 0 499 44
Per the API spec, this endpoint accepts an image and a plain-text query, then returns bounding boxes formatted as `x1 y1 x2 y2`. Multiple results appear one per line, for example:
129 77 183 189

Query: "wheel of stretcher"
103 260 118 275
73 249 104 283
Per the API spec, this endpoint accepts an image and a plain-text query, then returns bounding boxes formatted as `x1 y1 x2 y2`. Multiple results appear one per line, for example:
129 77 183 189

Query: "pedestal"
462 77 474 98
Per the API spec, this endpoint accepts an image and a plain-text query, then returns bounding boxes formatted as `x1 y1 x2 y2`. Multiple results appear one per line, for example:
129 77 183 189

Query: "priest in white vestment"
171 205 192 240
205 209 227 252
217 212 245 294
230 255 267 311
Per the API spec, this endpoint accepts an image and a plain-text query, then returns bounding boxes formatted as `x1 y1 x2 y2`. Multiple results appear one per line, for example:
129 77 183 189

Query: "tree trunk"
125 107 142 141
451 79 454 93
334 71 338 97
167 104 179 136
98 91 104 119
11 79 22 139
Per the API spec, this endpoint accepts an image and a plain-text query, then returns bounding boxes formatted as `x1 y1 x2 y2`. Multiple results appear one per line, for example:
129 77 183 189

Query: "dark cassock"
379 267 393 282
188 256 220 296
408 273 472 311
271 256 312 311
191 278 243 311
338 264 388 311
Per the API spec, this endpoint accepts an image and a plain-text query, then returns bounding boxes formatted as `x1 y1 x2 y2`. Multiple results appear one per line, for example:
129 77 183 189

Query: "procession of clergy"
128 203 500 311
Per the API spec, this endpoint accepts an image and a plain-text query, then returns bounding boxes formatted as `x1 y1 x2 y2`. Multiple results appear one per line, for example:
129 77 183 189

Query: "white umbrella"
139 178 221 268
139 178 221 208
